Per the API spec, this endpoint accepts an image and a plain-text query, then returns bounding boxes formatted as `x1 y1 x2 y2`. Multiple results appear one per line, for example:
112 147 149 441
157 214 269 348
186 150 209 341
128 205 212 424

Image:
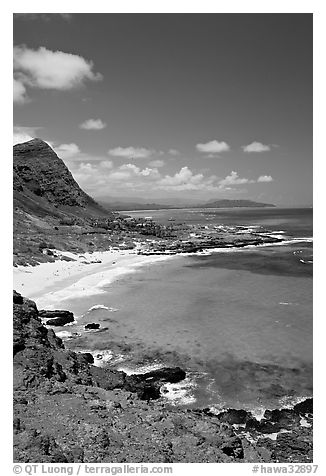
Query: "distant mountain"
100 198 275 211
201 199 275 208
99 201 175 211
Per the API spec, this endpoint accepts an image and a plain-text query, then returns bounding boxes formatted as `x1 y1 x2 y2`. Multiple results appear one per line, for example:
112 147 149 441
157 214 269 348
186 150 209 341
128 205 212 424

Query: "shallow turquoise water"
62 208 313 411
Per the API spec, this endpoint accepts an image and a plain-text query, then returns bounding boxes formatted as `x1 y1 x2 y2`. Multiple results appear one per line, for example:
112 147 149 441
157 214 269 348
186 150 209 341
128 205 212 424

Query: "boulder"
79 353 94 364
85 323 100 330
45 316 74 326
138 367 186 384
40 310 74 327
263 408 300 429
245 418 281 434
123 367 186 401
124 377 161 401
293 398 313 415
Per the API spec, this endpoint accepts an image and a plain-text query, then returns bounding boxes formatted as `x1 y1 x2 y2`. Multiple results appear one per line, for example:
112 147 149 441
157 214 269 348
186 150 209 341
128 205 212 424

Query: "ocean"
60 207 313 415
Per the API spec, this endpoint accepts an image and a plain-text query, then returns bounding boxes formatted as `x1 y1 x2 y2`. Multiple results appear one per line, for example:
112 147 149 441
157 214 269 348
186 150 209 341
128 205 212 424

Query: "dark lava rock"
272 432 313 462
138 367 186 384
246 418 281 434
124 367 186 401
293 398 313 415
40 310 74 326
221 436 244 459
88 366 126 391
79 353 95 364
13 291 313 463
13 290 24 304
218 409 251 425
263 408 300 429
85 323 100 330
40 310 74 319
46 317 74 326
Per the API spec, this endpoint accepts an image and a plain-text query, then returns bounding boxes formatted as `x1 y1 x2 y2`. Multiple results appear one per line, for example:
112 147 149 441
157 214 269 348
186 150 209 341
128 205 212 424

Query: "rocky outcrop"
84 323 100 330
40 310 74 326
13 291 185 398
13 291 313 463
293 398 313 415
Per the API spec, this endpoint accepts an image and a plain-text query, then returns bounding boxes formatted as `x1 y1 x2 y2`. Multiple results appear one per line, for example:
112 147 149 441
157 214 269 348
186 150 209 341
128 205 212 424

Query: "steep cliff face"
13 138 106 214
13 139 120 264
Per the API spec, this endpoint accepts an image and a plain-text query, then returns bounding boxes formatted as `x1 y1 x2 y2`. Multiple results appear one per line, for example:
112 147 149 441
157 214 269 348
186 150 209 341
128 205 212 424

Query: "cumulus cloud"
49 139 274 198
72 161 161 195
242 141 271 153
79 118 107 130
108 146 153 159
196 140 230 154
257 175 273 182
54 143 81 159
218 171 252 188
157 167 217 191
148 159 165 168
13 45 102 103
99 160 113 169
13 126 37 144
119 163 160 179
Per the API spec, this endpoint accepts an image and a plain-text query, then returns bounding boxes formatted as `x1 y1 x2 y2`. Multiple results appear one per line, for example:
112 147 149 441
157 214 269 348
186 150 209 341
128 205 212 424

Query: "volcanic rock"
85 323 101 330
217 409 251 425
42 311 74 327
293 398 313 415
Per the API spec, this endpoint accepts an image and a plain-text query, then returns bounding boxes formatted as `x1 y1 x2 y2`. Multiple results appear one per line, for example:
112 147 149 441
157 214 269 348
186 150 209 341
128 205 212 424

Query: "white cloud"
79 118 107 130
119 163 160 179
218 171 253 188
72 161 161 194
108 146 153 159
55 143 81 159
13 45 102 102
13 125 49 145
149 159 165 168
13 78 28 104
13 126 35 144
157 166 217 191
196 140 230 154
242 141 271 153
99 160 113 169
257 175 273 182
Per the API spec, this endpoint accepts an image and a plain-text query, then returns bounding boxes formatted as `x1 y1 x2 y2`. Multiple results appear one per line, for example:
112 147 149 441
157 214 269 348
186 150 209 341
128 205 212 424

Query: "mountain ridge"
100 198 275 211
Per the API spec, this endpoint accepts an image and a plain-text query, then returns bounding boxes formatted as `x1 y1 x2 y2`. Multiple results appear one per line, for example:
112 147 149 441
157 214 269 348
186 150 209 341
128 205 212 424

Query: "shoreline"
13 234 313 308
13 247 175 309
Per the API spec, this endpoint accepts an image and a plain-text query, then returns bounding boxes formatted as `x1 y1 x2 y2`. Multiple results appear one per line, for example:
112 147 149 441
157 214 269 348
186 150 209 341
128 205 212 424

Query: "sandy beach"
13 248 173 310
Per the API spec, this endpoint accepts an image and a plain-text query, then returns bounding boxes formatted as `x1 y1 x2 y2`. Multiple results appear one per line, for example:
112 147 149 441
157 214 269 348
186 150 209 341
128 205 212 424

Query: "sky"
13 13 313 206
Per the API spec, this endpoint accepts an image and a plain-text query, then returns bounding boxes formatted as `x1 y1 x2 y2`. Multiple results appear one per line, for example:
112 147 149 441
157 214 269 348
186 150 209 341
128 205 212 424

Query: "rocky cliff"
13 139 126 265
14 138 108 217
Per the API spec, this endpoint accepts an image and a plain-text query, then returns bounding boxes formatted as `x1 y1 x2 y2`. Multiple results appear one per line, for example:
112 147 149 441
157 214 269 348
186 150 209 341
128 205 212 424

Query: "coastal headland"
13 139 313 463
